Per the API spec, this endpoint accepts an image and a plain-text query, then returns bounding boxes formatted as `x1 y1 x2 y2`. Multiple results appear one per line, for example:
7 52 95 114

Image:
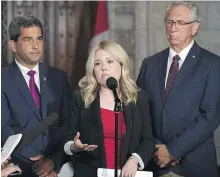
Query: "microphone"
106 77 119 101
106 77 122 176
13 113 59 153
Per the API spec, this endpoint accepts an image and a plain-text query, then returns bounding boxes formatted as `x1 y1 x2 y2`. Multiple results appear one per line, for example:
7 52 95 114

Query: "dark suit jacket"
65 90 155 177
1 61 72 175
137 42 220 177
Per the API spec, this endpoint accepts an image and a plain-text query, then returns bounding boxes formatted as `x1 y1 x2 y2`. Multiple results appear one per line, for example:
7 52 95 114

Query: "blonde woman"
64 40 155 177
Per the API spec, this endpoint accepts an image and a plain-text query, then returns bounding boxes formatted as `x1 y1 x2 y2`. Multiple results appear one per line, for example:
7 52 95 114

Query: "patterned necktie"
27 70 40 109
165 55 181 97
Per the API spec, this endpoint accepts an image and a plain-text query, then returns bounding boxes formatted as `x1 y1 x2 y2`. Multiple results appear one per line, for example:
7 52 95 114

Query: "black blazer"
65 90 155 177
1 61 72 175
137 42 220 177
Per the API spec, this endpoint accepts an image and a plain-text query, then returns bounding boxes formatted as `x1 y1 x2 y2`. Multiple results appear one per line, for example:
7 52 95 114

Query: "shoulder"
1 63 14 81
1 64 10 76
72 90 84 108
141 48 168 67
136 90 149 104
42 64 68 83
200 47 220 64
46 65 67 76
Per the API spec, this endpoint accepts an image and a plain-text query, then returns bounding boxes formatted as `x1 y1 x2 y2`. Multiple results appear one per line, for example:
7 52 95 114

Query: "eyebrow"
94 57 115 61
106 57 114 59
23 36 43 39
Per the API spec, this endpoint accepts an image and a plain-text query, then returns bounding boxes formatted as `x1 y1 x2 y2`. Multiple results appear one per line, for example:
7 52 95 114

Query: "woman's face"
93 49 122 88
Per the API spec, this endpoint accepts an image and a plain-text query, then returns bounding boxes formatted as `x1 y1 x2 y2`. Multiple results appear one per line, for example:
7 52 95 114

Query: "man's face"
9 26 44 68
165 5 199 50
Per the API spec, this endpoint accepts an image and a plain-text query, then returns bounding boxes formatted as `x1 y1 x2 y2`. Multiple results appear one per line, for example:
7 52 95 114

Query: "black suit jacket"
137 42 220 177
65 90 155 177
1 61 72 175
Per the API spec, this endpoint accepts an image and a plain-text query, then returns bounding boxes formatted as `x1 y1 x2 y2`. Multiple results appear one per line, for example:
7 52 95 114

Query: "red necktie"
27 70 40 109
165 55 180 97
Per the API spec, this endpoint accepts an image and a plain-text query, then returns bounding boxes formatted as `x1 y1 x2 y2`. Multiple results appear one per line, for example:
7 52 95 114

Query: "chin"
29 59 40 65
169 40 180 46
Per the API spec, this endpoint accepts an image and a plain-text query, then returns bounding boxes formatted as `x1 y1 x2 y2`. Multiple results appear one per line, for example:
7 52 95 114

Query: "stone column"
134 1 148 78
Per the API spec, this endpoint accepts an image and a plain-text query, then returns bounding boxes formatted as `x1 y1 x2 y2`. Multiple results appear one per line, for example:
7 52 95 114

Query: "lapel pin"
192 55 195 58
44 77 46 81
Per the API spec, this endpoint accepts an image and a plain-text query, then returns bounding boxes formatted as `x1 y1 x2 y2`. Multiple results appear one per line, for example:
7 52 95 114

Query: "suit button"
42 131 47 136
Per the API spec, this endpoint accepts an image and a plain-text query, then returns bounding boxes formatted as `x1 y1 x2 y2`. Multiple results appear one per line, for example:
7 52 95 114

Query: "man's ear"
192 22 200 36
8 40 17 53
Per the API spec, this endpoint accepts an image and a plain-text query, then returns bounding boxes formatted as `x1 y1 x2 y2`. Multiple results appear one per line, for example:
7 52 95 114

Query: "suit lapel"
9 61 41 121
39 64 48 119
166 42 201 100
157 48 169 104
87 95 107 167
121 103 133 163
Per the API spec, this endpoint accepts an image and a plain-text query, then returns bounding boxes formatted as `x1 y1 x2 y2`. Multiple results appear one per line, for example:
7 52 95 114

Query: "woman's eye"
94 62 100 66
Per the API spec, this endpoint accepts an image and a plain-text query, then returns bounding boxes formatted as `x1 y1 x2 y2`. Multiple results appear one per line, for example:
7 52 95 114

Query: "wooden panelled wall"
1 1 97 89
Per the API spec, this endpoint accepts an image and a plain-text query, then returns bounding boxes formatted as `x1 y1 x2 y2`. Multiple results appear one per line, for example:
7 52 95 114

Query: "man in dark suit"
1 16 72 177
137 1 220 177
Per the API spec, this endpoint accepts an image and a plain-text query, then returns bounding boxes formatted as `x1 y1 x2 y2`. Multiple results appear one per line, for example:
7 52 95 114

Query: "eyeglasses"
164 19 197 28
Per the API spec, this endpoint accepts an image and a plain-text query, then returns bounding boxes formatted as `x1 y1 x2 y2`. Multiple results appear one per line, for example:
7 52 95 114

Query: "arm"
137 60 162 144
134 91 155 168
1 92 38 157
1 92 15 143
43 73 73 171
122 91 155 177
167 59 220 160
33 73 72 177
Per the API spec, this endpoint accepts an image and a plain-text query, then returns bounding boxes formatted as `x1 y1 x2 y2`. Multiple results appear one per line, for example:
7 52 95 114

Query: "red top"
100 108 126 169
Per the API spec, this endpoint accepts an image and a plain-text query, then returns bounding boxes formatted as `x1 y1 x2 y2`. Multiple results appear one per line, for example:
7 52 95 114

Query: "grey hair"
165 1 202 22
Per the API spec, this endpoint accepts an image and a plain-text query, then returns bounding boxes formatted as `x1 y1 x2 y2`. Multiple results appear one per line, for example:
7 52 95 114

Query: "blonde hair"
79 40 138 108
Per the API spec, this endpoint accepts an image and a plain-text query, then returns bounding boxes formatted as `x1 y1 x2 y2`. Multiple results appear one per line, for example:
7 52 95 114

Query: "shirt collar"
169 40 194 62
15 59 39 75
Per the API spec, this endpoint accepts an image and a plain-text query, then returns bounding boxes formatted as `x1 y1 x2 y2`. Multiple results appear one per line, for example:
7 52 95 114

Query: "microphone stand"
113 89 121 177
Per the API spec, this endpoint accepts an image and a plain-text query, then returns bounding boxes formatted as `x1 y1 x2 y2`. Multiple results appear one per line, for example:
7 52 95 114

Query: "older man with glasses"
137 1 220 177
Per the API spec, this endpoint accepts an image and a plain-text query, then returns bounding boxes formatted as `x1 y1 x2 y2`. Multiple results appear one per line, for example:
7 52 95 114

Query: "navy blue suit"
137 42 220 177
1 61 72 176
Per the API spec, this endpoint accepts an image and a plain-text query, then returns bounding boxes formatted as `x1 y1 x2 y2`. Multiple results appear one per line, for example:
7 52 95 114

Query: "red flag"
89 1 111 51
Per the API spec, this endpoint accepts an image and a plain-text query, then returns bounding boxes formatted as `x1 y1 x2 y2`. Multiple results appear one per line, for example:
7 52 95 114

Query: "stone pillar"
134 1 148 78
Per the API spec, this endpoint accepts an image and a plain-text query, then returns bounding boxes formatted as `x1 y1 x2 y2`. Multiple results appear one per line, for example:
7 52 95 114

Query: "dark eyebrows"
22 35 43 40
23 37 32 40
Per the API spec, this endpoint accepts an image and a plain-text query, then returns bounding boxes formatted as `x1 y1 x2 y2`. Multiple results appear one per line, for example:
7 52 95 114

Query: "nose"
102 62 107 71
170 22 178 32
32 40 39 49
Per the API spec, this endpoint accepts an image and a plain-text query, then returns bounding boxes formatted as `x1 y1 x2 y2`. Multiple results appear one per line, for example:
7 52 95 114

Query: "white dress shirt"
165 40 194 88
15 59 40 92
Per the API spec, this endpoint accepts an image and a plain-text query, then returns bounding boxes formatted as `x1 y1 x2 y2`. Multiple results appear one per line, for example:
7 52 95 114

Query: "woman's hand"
70 132 98 153
121 156 138 177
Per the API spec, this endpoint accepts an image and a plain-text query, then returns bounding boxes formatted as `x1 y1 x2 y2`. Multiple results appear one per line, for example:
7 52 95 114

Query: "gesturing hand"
70 132 98 153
